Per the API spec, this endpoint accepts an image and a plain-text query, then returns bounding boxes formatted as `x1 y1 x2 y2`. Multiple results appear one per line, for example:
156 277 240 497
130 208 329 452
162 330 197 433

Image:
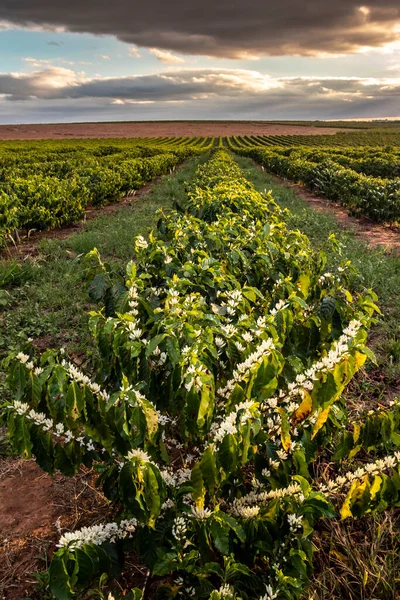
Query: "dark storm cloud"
0 0 399 57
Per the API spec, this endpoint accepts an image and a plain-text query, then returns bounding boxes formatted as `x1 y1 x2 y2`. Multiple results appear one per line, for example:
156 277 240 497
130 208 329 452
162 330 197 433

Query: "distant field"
0 120 350 139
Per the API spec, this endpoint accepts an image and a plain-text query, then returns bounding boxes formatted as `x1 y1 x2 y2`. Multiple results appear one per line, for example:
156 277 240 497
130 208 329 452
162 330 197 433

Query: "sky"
0 0 400 123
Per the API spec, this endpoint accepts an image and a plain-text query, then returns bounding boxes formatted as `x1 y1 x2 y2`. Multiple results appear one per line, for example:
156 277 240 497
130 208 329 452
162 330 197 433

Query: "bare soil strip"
0 458 109 600
274 176 400 251
0 121 348 140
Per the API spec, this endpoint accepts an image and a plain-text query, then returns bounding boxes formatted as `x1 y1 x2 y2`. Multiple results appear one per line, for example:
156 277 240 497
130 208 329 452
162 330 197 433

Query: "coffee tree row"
0 139 212 246
4 150 400 600
237 146 400 224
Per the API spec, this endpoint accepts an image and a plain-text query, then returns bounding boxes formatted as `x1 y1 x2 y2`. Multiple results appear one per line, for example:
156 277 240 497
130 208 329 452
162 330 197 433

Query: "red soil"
285 181 400 251
0 121 346 140
0 458 109 600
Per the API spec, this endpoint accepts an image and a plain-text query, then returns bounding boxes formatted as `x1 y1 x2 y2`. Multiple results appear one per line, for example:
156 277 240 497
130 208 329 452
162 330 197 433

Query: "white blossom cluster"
318 271 335 286
261 319 363 430
319 450 400 494
61 359 110 402
16 352 40 374
191 506 213 520
126 448 151 462
184 363 208 393
150 345 167 369
216 584 236 598
287 513 303 532
229 482 302 517
269 298 289 317
58 518 137 550
160 466 192 488
123 283 144 340
8 400 99 454
209 400 256 445
172 516 188 541
217 338 276 400
135 235 148 250
216 289 243 317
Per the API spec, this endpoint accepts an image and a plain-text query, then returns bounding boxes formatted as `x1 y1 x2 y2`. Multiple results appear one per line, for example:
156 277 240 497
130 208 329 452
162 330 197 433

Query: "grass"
235 153 400 600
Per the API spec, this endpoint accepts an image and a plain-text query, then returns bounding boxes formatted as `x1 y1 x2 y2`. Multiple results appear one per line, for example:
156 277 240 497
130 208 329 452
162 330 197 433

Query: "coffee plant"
4 150 400 600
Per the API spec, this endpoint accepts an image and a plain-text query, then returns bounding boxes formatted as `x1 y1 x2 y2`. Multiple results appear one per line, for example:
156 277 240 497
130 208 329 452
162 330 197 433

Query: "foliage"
235 146 400 224
0 137 214 246
4 150 400 600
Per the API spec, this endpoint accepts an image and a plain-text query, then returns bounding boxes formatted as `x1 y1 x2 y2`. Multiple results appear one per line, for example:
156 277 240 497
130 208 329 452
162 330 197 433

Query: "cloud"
23 57 92 68
0 1 399 59
148 48 185 64
129 46 141 58
0 66 85 100
99 54 110 60
0 66 399 123
23 57 53 67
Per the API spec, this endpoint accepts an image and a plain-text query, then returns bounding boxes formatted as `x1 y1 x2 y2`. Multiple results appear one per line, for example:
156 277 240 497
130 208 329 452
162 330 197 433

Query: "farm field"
0 121 351 140
229 136 400 225
1 134 400 600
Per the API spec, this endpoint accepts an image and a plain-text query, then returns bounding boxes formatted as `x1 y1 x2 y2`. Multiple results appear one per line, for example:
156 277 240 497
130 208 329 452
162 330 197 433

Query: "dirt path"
0 121 349 140
0 458 109 600
272 176 400 251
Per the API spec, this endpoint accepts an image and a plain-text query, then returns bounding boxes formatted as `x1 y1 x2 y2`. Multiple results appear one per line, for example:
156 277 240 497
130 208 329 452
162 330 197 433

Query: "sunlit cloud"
148 48 185 64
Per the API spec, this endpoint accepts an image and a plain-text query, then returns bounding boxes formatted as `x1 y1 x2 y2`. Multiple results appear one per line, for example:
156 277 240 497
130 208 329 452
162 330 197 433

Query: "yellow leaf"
344 289 353 303
370 475 382 501
354 350 367 371
311 406 331 439
348 444 362 460
353 423 360 444
340 481 358 520
292 390 312 425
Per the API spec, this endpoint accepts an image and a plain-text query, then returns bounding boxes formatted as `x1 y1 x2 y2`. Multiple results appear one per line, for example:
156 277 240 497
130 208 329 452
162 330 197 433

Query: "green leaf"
152 552 178 576
166 336 180 367
49 551 75 600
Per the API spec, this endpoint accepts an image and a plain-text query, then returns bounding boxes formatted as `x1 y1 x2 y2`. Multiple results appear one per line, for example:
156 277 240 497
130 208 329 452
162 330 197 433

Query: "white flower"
135 235 148 249
218 584 235 598
126 449 151 462
287 513 303 530
191 506 213 520
16 352 30 364
276 449 288 461
237 506 260 519
57 518 137 550
172 516 187 539
259 584 278 600
215 336 226 348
